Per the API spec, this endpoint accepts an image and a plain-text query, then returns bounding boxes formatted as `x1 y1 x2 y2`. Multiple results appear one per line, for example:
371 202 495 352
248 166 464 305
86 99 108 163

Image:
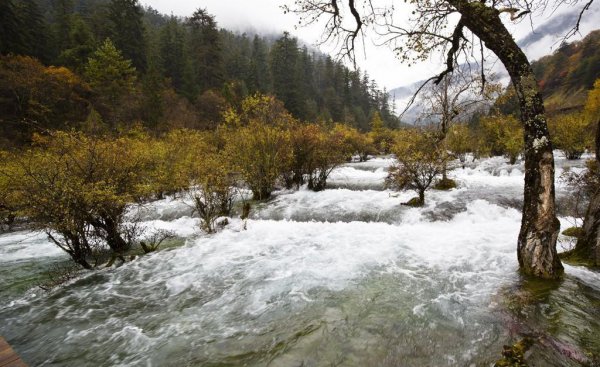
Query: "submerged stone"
403 197 423 207
433 178 457 190
494 337 533 367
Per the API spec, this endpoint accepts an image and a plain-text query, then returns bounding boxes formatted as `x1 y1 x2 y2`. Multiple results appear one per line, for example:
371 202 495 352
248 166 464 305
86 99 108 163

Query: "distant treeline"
0 0 398 147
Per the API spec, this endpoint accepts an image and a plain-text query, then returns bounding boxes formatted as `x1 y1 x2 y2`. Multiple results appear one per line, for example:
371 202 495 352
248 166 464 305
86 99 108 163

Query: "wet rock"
494 337 533 367
402 197 423 207
422 201 468 221
433 178 457 190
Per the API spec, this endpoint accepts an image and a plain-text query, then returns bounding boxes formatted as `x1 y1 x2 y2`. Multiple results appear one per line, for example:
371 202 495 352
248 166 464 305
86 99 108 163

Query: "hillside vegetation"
497 30 600 114
0 0 396 148
534 30 600 111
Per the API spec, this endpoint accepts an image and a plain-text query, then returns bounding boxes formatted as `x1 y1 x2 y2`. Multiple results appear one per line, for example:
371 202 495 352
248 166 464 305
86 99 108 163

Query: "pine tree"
22 0 50 61
249 35 271 94
159 16 186 91
270 32 302 117
0 0 21 56
187 8 223 94
107 0 146 70
57 15 96 72
84 38 137 126
5 0 50 62
51 0 74 53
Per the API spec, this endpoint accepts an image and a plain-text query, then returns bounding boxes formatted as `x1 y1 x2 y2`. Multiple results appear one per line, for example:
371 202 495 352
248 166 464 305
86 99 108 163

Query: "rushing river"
1 154 599 366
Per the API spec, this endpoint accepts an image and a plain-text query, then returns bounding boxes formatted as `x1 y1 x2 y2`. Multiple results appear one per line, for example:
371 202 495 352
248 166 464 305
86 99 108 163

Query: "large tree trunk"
573 117 600 266
451 2 563 278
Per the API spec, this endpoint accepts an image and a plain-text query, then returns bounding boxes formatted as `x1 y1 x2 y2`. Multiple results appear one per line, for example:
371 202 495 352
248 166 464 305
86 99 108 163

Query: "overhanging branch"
434 19 465 85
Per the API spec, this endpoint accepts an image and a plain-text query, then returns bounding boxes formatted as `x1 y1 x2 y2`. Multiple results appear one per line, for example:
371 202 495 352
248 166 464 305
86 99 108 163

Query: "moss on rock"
403 197 424 207
494 338 533 367
561 226 584 238
433 178 457 190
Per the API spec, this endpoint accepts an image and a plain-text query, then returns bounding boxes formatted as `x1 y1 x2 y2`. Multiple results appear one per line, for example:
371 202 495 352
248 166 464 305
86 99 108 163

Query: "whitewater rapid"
0 153 598 366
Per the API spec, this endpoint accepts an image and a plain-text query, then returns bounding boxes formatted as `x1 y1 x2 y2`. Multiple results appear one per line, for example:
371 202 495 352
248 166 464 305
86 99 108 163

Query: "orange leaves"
0 54 90 145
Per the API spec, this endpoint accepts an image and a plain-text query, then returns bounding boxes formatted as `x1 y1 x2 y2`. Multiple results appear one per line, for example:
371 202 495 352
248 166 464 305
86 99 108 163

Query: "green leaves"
85 39 137 105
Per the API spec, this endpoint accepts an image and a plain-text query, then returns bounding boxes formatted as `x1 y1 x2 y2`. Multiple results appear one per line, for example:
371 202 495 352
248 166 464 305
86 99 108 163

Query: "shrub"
5 131 156 268
447 123 472 164
548 113 591 160
369 111 394 154
224 120 292 200
307 125 350 191
0 152 18 231
151 129 213 197
188 151 236 233
285 123 350 191
332 123 376 161
386 128 446 206
223 93 295 127
479 114 523 164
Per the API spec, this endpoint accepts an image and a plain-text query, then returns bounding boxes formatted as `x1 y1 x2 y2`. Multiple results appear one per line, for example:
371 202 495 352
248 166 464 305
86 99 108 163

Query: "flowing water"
1 154 599 366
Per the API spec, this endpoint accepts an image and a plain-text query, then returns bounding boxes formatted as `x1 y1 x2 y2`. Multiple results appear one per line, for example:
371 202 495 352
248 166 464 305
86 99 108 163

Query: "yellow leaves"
223 93 297 128
447 124 472 156
331 123 374 157
585 78 600 122
5 130 163 229
223 118 292 199
479 114 523 162
369 111 385 133
387 127 446 198
548 113 591 159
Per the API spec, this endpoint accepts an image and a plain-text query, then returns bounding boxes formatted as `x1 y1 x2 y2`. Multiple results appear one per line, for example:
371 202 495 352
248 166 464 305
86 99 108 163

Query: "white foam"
327 165 389 188
0 231 65 262
1 152 598 366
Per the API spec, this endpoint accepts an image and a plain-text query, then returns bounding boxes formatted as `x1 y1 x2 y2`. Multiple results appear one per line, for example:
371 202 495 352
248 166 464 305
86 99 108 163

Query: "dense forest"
0 0 397 148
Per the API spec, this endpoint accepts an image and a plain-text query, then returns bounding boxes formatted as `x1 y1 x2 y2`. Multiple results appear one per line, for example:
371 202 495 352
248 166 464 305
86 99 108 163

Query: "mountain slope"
392 28 600 119
532 29 600 111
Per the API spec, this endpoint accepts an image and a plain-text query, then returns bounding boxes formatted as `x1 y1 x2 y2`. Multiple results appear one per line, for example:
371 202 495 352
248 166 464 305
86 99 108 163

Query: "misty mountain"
390 10 600 121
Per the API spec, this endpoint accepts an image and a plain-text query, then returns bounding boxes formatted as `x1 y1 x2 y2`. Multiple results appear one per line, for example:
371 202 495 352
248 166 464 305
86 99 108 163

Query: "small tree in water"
285 123 350 191
223 94 294 200
479 114 524 164
188 152 236 233
4 131 156 268
386 129 446 206
446 123 471 166
224 120 292 200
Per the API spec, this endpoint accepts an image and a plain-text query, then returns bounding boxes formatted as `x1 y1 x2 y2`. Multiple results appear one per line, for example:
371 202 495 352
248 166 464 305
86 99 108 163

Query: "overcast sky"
141 0 600 92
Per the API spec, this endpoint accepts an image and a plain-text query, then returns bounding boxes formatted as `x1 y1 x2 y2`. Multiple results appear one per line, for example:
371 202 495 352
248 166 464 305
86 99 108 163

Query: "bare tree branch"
434 19 464 85
563 0 595 40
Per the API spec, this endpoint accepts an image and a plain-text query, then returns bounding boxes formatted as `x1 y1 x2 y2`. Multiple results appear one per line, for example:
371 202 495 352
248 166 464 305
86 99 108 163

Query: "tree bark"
57 233 93 270
449 2 563 278
91 215 129 254
574 117 600 266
